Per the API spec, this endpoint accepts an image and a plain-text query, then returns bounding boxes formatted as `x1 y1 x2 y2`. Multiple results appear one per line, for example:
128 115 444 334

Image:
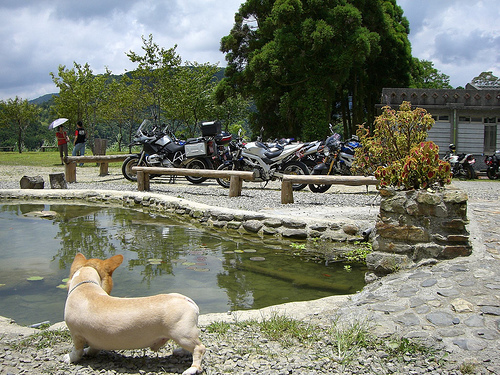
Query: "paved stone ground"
0 165 499 373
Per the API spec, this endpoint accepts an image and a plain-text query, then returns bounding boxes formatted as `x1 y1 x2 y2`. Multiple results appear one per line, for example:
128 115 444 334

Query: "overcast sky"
1 0 499 101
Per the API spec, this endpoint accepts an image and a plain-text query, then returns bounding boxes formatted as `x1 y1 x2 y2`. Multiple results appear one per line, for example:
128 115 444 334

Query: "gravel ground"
0 164 499 375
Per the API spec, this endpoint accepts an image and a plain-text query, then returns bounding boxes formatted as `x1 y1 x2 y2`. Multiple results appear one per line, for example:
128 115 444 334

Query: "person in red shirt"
55 125 69 165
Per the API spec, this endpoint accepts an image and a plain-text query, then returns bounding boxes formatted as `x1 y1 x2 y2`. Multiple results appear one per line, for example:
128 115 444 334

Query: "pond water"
0 203 366 326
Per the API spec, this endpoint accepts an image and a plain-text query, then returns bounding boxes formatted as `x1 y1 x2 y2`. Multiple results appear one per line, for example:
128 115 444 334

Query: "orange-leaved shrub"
352 101 452 190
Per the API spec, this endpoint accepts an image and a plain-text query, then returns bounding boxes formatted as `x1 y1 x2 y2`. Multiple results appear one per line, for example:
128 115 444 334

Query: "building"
379 85 500 159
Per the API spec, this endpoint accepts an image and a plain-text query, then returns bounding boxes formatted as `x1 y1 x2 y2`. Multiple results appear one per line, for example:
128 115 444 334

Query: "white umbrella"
48 118 68 130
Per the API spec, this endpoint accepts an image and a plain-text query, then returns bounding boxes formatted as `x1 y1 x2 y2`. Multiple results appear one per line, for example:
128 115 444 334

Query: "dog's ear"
106 254 124 275
100 255 124 294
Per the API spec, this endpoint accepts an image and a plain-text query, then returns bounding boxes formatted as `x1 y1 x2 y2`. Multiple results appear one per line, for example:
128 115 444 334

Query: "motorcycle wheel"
184 158 211 184
486 168 499 180
282 160 309 191
215 163 233 188
464 164 476 180
122 156 141 181
308 179 331 193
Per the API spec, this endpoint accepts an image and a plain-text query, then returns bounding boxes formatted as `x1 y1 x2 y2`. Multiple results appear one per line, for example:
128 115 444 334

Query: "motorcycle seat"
186 137 205 144
265 149 283 159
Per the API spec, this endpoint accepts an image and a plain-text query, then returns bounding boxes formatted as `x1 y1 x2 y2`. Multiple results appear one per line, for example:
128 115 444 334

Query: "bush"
353 101 452 190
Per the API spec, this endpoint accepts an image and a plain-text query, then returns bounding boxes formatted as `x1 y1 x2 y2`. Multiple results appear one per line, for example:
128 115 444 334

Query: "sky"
0 0 499 102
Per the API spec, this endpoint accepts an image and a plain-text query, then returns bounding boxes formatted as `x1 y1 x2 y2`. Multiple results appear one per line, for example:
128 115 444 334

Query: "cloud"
0 0 498 101
0 0 241 101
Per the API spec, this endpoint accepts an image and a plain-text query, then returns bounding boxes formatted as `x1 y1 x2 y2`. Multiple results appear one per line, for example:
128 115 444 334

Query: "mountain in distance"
29 93 57 105
29 67 226 105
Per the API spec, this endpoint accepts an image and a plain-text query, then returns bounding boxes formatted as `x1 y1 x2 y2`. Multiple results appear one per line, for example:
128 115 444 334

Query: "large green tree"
219 0 412 140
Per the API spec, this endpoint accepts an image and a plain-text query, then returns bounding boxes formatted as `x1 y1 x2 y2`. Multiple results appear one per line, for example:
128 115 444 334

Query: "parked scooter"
443 144 476 179
485 150 500 180
122 119 214 183
308 133 362 193
215 131 310 191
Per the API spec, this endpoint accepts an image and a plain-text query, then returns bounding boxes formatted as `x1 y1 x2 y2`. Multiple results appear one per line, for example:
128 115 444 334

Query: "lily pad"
181 262 197 266
148 258 163 265
56 284 67 289
250 257 266 262
27 276 44 282
223 251 234 254
0 284 5 287
62 278 69 283
234 250 244 253
193 268 210 272
244 249 257 253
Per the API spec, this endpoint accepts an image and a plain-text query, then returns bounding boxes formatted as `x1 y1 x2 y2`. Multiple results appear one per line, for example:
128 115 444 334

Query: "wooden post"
137 170 145 191
281 179 294 204
65 162 76 183
228 176 243 197
99 163 109 176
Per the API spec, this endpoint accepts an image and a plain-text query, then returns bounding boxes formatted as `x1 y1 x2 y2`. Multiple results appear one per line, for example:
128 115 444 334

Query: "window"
484 117 497 123
459 116 471 122
438 115 449 121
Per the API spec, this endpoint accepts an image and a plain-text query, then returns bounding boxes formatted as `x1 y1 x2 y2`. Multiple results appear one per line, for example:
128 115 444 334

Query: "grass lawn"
0 151 131 167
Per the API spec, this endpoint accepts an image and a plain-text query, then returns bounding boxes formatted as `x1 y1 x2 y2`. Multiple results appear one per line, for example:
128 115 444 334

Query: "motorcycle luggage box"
201 121 221 136
185 139 207 157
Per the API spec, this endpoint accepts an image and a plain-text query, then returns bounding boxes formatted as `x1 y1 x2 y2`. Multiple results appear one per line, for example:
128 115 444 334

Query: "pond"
0 203 366 326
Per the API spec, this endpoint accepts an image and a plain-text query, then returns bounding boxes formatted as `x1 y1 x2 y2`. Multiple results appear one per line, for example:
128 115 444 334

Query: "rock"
242 220 263 233
451 298 474 313
20 175 44 189
49 172 67 189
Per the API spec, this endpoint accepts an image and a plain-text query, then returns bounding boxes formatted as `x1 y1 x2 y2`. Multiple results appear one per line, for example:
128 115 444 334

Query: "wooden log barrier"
281 175 379 204
132 166 256 197
64 154 133 183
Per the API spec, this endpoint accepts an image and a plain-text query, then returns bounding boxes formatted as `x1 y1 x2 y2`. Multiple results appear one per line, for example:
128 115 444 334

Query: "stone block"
20 175 44 189
366 252 413 275
441 245 472 259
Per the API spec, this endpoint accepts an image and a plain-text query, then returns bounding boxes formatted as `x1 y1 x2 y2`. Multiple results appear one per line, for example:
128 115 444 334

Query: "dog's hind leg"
63 335 87 364
175 335 206 375
84 347 100 357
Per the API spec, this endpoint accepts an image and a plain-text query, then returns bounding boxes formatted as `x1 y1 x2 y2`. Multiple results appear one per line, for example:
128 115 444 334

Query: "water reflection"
0 203 365 326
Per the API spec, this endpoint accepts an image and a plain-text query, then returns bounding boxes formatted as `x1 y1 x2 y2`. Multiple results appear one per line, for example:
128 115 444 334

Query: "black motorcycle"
308 133 361 193
122 119 214 183
485 151 500 180
443 144 476 180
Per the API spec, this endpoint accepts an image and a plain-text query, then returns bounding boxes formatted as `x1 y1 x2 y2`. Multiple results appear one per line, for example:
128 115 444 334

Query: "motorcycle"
443 144 476 180
122 119 214 184
215 131 310 191
308 133 362 193
485 150 500 180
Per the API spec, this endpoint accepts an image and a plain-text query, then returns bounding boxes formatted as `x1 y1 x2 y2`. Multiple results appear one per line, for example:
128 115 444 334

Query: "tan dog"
63 253 205 375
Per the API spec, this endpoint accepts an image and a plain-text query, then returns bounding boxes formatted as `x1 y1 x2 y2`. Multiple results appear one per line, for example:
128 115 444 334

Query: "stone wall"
367 187 471 275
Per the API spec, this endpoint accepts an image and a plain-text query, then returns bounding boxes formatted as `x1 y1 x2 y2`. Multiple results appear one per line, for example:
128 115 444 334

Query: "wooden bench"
64 154 133 183
281 175 379 204
0 146 14 152
132 166 256 197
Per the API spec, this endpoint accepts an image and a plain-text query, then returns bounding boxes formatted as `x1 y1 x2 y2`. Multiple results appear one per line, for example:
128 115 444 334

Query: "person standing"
72 121 87 166
55 125 69 165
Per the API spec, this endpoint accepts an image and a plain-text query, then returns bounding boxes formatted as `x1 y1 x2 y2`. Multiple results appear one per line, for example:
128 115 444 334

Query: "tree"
0 97 41 153
126 34 182 124
168 62 220 137
219 0 412 140
50 62 111 151
409 58 452 89
471 71 500 87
